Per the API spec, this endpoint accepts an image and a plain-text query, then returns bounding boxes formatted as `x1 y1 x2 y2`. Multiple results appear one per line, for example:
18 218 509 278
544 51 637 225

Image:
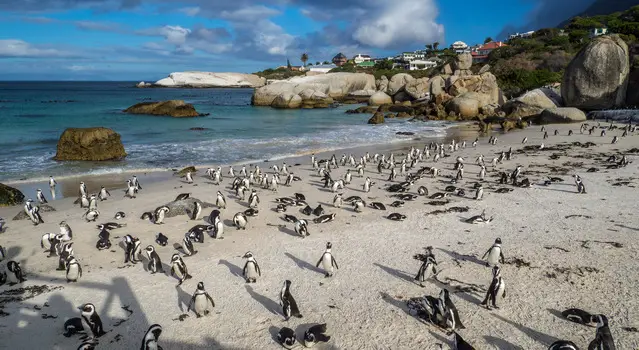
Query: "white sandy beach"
1 122 639 350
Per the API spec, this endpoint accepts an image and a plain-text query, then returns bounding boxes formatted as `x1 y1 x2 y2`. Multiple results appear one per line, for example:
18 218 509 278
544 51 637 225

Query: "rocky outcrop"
562 35 630 110
368 112 385 124
154 72 266 88
387 73 414 96
124 100 201 118
157 198 215 218
501 88 561 118
272 92 303 109
54 128 127 161
369 91 393 106
405 78 430 100
376 76 389 92
429 76 445 97
446 93 479 119
136 81 152 88
516 89 559 109
175 166 196 177
299 89 334 108
0 183 25 207
539 108 587 124
453 53 473 70
13 204 56 220
252 73 375 108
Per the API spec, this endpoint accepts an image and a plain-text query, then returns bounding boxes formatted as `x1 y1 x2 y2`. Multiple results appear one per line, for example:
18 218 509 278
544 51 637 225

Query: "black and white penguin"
363 177 372 193
140 324 163 350
333 194 343 208
56 242 74 271
577 179 587 194
417 186 428 196
63 317 85 338
170 254 192 286
49 176 57 189
313 213 336 224
387 213 407 221
78 303 106 340
98 186 110 201
41 232 57 254
303 323 331 347
277 327 297 349
474 184 484 200
185 171 194 184
439 289 465 330
233 212 248 230
114 211 126 220
175 193 190 201
244 208 259 217
0 217 4 233
216 191 227 209
155 232 168 247
481 265 506 309
0 245 5 262
131 175 142 190
295 219 310 238
143 245 164 274
283 214 298 223
370 202 386 210
482 238 505 267
36 189 48 204
276 204 287 213
87 194 98 210
352 199 365 213
562 308 594 325
6 261 26 285
414 246 437 287
248 190 260 208
28 206 45 225
548 340 579 350
316 242 339 277
98 222 126 231
82 209 100 222
190 201 202 221
280 280 303 320
465 210 493 224
589 314 616 350
188 281 215 317
313 204 324 216
390 201 405 208
242 251 261 283
65 255 83 283
79 182 88 197
181 232 197 256
429 192 448 200
301 205 313 216
453 332 475 350
123 235 141 264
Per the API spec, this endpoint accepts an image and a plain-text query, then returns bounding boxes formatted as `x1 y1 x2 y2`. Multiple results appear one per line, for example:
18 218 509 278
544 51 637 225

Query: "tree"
484 37 493 44
425 44 433 51
287 58 292 70
374 59 394 70
315 61 320 65
433 42 440 51
323 61 330 64
300 53 309 67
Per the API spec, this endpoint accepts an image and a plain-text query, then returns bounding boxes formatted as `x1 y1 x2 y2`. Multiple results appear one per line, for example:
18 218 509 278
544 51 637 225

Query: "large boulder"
539 108 587 124
446 93 479 119
430 76 445 97
124 100 201 118
393 91 413 103
252 73 376 107
515 89 559 109
501 88 560 118
387 73 415 96
626 69 639 107
376 76 389 92
562 35 630 110
155 198 215 218
368 112 385 124
0 183 25 207
453 53 473 70
369 91 393 106
154 72 266 88
299 89 334 108
271 92 303 109
54 127 127 161
405 78 430 100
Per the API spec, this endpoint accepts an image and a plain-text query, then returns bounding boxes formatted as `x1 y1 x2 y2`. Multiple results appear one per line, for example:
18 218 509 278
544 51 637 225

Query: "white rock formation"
154 72 266 88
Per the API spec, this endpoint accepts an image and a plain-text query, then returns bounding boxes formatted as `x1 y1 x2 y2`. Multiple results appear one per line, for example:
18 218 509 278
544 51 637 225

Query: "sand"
1 121 638 350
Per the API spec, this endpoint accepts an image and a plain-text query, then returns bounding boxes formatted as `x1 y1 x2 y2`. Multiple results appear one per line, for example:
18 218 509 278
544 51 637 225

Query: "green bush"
497 69 562 97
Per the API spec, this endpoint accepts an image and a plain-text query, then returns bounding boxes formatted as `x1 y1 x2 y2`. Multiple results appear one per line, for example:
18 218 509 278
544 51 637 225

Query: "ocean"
0 81 450 183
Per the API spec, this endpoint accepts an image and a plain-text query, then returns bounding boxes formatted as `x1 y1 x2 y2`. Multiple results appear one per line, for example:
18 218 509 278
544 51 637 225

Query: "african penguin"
65 255 83 283
280 280 303 320
188 282 216 317
414 246 437 287
589 314 616 350
316 242 339 277
295 219 310 237
481 265 506 309
6 261 26 285
233 212 248 230
170 254 192 286
482 238 505 267
140 324 163 350
278 327 296 349
242 251 261 283
303 324 331 348
78 303 106 340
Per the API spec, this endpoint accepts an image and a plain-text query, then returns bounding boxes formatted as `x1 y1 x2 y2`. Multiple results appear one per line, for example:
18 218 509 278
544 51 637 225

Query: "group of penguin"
1 120 631 349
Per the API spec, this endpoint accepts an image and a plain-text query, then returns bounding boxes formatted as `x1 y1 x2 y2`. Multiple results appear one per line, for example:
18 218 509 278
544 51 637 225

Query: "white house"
590 28 609 38
450 41 470 54
353 54 371 64
408 59 438 70
400 52 416 61
508 31 535 40
308 64 337 74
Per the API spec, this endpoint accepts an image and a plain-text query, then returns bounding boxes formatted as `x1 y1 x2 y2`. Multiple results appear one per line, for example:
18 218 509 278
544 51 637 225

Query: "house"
408 59 438 70
353 54 371 64
332 53 347 66
357 61 375 68
471 41 508 63
590 28 609 38
309 64 337 74
450 41 470 54
290 66 306 72
508 31 535 40
400 52 417 61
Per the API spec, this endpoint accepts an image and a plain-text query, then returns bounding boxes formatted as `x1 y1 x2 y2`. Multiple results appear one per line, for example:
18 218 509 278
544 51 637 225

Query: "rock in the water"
136 81 152 88
393 91 413 104
539 108 587 124
189 127 210 131
446 94 479 119
272 92 303 109
387 73 414 96
405 78 430 100
369 91 393 106
154 72 266 88
299 89 334 108
396 112 411 118
54 127 127 161
124 100 201 118
13 204 56 220
396 132 415 136
376 76 389 92
0 183 25 207
349 90 377 97
453 53 473 70
156 198 215 218
368 112 385 124
175 166 196 177
562 35 630 110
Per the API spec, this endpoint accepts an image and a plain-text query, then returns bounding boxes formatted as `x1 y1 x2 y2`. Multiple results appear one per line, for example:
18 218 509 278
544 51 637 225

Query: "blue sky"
0 0 596 81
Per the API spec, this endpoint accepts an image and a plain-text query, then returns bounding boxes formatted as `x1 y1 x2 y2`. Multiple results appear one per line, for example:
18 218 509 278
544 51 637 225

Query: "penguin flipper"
315 257 322 268
206 293 215 308
187 296 195 312
255 262 261 276
332 257 339 269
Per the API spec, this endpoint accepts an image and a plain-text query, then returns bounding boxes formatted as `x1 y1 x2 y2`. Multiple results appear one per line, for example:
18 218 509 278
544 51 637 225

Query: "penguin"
352 199 365 213
390 201 405 208
170 254 192 286
278 327 297 349
548 341 579 350
303 323 331 348
242 251 261 283
429 192 449 200
36 189 48 204
370 202 386 210
244 208 259 217
123 235 141 264
188 282 216 317
181 232 197 256
216 191 227 209
0 217 4 233
313 213 336 224
312 205 324 216
233 212 248 230
280 280 303 320
63 317 85 338
302 205 313 215
439 289 465 330
465 210 492 224
0 245 5 262
6 261 26 285
155 232 168 247
589 314 616 350
79 182 87 197
316 242 339 277
295 219 310 237
78 303 106 340
363 177 372 193
87 194 98 210
65 255 83 283
213 216 224 239
387 213 407 221
185 171 194 184
482 238 505 267
522 137 528 144
40 232 58 255
481 265 506 309
344 169 352 184
29 206 45 225
562 308 594 325
331 179 343 193
96 229 112 250
453 332 475 350
577 180 587 194
114 211 126 220
175 193 190 201
140 324 163 350
191 201 202 221
276 204 287 213
49 176 57 189
56 242 74 271
333 194 343 208
152 206 169 225
417 186 428 196
98 186 110 201
414 246 437 287
83 209 100 222
124 184 137 199
248 190 260 208
131 175 142 190
475 184 484 200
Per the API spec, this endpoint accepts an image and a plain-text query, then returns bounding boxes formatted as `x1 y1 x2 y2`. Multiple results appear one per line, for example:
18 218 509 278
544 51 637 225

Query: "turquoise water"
0 81 449 182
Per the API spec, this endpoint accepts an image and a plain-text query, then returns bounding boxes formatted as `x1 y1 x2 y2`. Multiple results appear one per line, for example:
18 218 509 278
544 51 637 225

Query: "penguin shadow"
278 226 299 238
4 246 22 261
484 336 524 349
284 253 324 275
546 308 564 320
218 259 243 278
235 200 250 208
379 292 409 314
175 284 193 312
223 219 235 227
428 330 452 348
244 285 279 315
436 248 485 267
373 263 414 283
268 325 281 343
490 313 559 346
536 186 577 194
317 188 332 193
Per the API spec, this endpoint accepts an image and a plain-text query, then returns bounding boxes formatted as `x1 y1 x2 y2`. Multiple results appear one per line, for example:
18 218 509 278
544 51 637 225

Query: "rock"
393 91 413 103
388 105 415 114
272 92 303 109
446 94 479 119
479 64 491 74
175 166 196 177
156 198 215 218
299 89 333 108
405 78 430 100
13 204 56 220
155 72 266 88
442 64 453 75
429 76 445 97
368 112 385 124
189 127 209 131
501 119 527 132
136 81 152 88
539 87 563 107
54 127 127 161
124 100 201 118
480 104 500 116
453 53 473 70
346 106 378 114
377 76 389 92
626 69 639 107
562 35 630 110
449 75 481 97
349 90 377 97
539 107 587 124
252 73 376 107
515 89 559 109
387 73 415 96
501 88 561 118
0 183 25 207
368 91 393 106
396 132 415 136
434 93 453 105
396 112 411 118
453 69 473 77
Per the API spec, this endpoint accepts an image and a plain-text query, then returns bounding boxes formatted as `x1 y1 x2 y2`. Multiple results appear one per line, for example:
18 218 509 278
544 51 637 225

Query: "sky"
0 0 597 81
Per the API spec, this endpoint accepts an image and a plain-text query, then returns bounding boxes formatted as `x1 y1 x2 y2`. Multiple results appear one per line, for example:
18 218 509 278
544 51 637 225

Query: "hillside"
569 0 639 21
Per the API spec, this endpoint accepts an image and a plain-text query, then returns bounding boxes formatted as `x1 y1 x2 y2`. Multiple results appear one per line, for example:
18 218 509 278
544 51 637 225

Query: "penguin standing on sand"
79 182 87 197
248 189 260 208
78 303 106 341
233 212 248 230
36 189 48 204
414 246 437 287
6 261 26 285
191 201 202 220
295 219 310 238
439 289 465 330
140 324 163 350
363 177 372 193
155 232 168 247
131 175 142 190
589 314 616 350
574 175 587 194
170 254 192 286
242 251 261 283
316 242 339 277
88 194 98 211
481 265 506 309
154 206 169 224
280 280 303 320
479 165 486 180
333 194 343 208
474 184 484 200
181 233 197 256
98 186 110 201
124 183 137 199
123 235 141 264
144 245 164 274
0 245 5 261
185 171 194 184
303 324 331 347
29 206 45 225
216 191 226 209
59 221 73 241
188 282 215 317
49 176 57 190
482 238 505 267
65 255 83 283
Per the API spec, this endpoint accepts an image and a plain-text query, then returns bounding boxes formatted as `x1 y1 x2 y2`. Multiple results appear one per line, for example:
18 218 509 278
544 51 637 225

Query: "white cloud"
220 5 280 22
178 6 201 16
0 39 74 58
67 64 96 71
138 25 191 45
